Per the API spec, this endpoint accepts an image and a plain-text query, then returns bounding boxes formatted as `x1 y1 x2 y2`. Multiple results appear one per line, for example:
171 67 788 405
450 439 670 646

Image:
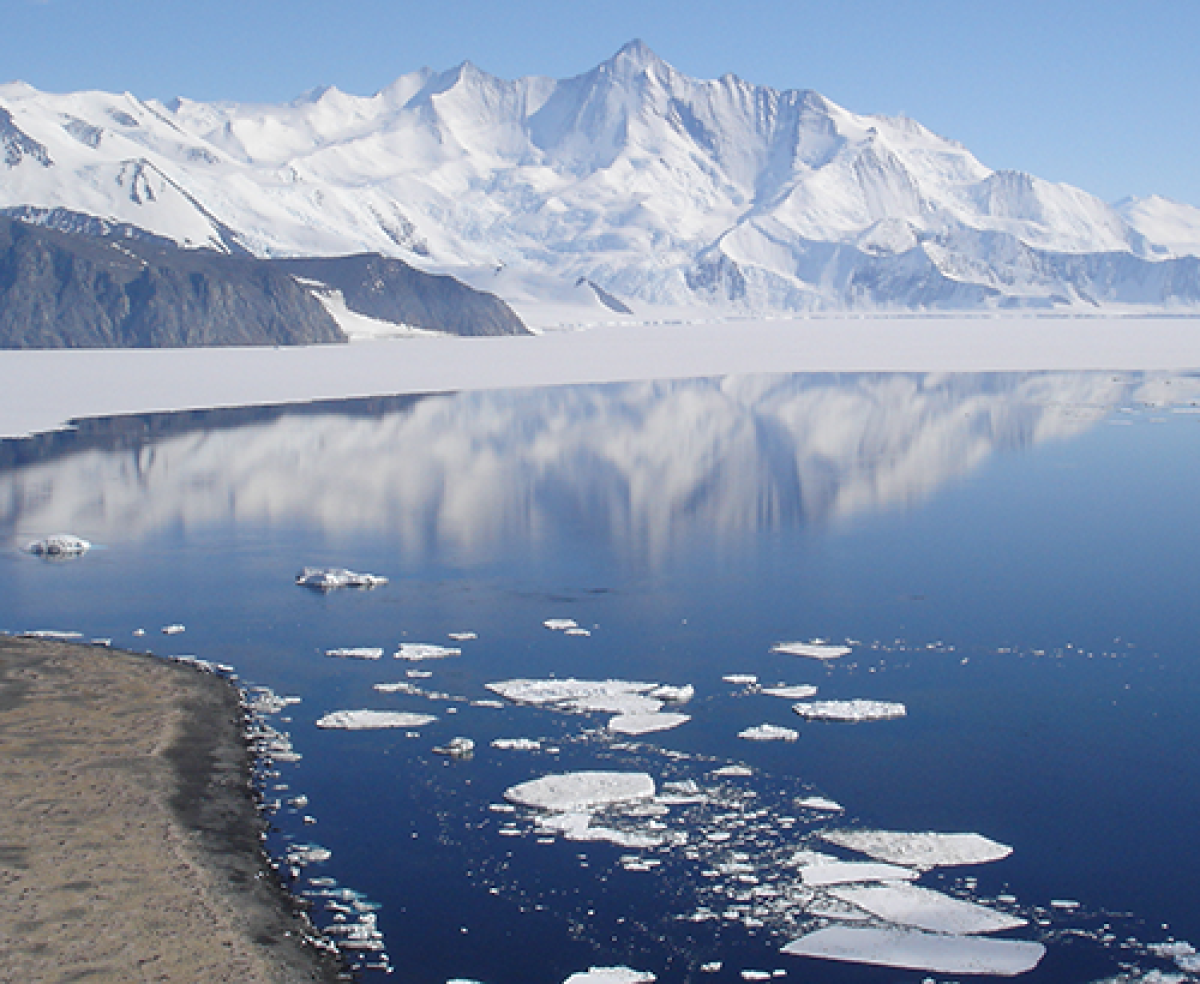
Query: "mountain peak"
606 39 669 74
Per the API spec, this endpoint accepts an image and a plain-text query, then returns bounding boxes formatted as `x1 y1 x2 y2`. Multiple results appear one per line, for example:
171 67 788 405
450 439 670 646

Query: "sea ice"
315 710 437 730
799 861 918 887
711 765 754 777
722 674 758 685
781 926 1046 975
448 632 478 641
562 968 656 984
796 796 844 812
296 567 388 590
25 534 91 557
761 684 819 699
326 647 384 660
771 641 852 660
608 712 691 735
738 724 799 742
544 618 579 631
433 737 475 758
648 683 695 702
828 882 1027 934
161 624 186 635
820 830 1013 868
537 812 663 849
395 643 462 661
504 771 656 812
792 699 906 722
491 738 542 750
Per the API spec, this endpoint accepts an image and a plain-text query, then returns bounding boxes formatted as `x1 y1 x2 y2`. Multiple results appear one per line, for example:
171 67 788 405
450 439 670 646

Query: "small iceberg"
782 926 1045 975
738 723 799 742
793 699 906 722
316 710 437 730
771 640 851 660
433 737 475 758
296 567 388 590
25 534 91 557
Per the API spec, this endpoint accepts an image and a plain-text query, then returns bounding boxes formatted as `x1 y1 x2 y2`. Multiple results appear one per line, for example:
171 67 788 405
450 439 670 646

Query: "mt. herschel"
4 40 1200 321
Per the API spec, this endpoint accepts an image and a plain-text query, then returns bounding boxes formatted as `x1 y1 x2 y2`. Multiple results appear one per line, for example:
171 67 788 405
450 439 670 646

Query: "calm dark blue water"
3 371 1199 984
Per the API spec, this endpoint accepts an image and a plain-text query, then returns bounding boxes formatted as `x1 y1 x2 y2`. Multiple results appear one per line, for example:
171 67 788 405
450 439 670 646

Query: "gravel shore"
0 635 344 983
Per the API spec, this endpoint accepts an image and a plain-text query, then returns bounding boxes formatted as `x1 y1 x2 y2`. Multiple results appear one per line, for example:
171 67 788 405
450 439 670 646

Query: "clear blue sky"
5 0 1199 206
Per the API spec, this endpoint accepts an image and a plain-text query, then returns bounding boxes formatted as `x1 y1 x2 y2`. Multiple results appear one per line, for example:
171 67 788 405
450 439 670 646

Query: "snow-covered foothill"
315 710 437 730
395 642 462 661
504 771 656 812
24 534 91 557
781 926 1046 975
296 567 388 590
827 882 1027 935
738 724 799 742
820 830 1014 868
770 641 852 660
792 699 906 722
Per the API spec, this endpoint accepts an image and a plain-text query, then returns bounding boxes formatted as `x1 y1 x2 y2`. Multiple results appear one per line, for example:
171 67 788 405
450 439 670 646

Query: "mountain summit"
2 43 1198 318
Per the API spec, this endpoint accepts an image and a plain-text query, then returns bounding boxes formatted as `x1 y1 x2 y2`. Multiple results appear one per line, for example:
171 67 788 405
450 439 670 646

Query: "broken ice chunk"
448 631 478 641
738 724 799 742
544 618 579 631
762 684 819 699
820 830 1013 868
395 643 462 661
433 737 475 758
316 710 437 730
504 771 655 812
796 795 844 812
781 925 1045 975
25 534 91 557
771 641 851 660
723 674 758 685
711 765 754 777
793 699 906 722
828 882 1027 934
326 647 384 660
562 969 656 984
799 861 918 887
648 683 695 702
296 567 388 590
608 712 691 735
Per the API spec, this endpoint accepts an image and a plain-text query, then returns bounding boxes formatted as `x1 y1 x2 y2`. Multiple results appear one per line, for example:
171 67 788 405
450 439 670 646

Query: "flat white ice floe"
796 796 844 812
544 618 579 631
537 812 663 849
820 830 1013 868
25 534 91 557
491 738 542 751
504 771 656 812
326 647 384 660
722 674 758 685
316 710 437 730
738 724 799 742
296 566 388 590
771 641 852 660
562 968 656 984
447 631 478 641
608 712 691 735
394 642 462 661
782 926 1045 976
828 882 1027 934
762 684 818 699
799 861 919 887
792 699 906 722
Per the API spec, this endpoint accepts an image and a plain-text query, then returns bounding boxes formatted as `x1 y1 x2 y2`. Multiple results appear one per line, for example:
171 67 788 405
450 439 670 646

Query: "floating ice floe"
491 738 543 751
544 618 579 631
536 811 664 849
296 567 388 590
771 641 852 660
795 795 844 812
395 642 462 661
798 861 919 887
761 684 818 699
161 624 186 635
20 629 84 640
792 699 906 722
562 968 656 984
711 764 754 777
781 926 1045 976
648 683 695 702
738 724 799 742
827 882 1027 934
433 737 475 758
820 830 1013 868
723 674 758 685
608 712 691 735
326 647 384 660
504 771 656 812
316 710 437 730
25 534 91 557
447 631 478 641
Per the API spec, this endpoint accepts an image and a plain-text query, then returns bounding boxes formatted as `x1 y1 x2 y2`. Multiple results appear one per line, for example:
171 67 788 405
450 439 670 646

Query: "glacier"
4 41 1200 322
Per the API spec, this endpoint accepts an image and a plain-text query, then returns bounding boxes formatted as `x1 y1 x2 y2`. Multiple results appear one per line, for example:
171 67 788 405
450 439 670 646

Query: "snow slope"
4 41 1200 319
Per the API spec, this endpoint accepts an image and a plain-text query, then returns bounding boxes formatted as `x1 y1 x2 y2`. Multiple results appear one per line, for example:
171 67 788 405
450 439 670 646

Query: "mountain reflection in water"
3 371 1197 559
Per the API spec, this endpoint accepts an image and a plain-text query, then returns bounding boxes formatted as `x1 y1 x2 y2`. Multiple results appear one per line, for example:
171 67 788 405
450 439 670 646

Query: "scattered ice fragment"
326 647 384 660
395 643 462 661
433 737 475 758
828 883 1027 934
738 724 799 742
799 861 919 887
608 712 691 735
132 628 146 637
771 641 852 660
296 567 388 590
161 624 186 635
700 963 722 973
373 682 421 694
491 738 542 751
649 683 695 702
565 627 592 637
723 674 758 685
781 926 1045 975
711 765 754 777
287 843 332 865
1049 899 1081 910
544 618 579 631
25 534 91 557
762 684 818 699
741 973 771 981
538 812 664 849
796 796 844 812
487 679 681 718
793 699 906 722
316 710 437 730
561 968 656 984
820 830 1013 868
448 632 478 641
504 771 656 812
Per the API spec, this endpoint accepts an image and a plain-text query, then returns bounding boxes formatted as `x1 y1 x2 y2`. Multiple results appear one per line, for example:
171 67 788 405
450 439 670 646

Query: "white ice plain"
782 926 1046 976
820 830 1014 868
792 699 907 722
315 710 437 730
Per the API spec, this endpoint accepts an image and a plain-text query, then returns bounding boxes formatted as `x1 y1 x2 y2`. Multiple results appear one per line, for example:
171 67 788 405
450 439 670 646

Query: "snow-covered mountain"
4 40 1200 321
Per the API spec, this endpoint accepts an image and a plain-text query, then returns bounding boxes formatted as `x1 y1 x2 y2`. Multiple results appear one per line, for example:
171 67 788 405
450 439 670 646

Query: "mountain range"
5 40 1200 322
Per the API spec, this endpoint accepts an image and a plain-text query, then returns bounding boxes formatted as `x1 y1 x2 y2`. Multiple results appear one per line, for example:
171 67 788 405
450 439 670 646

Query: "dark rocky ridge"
0 215 530 348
